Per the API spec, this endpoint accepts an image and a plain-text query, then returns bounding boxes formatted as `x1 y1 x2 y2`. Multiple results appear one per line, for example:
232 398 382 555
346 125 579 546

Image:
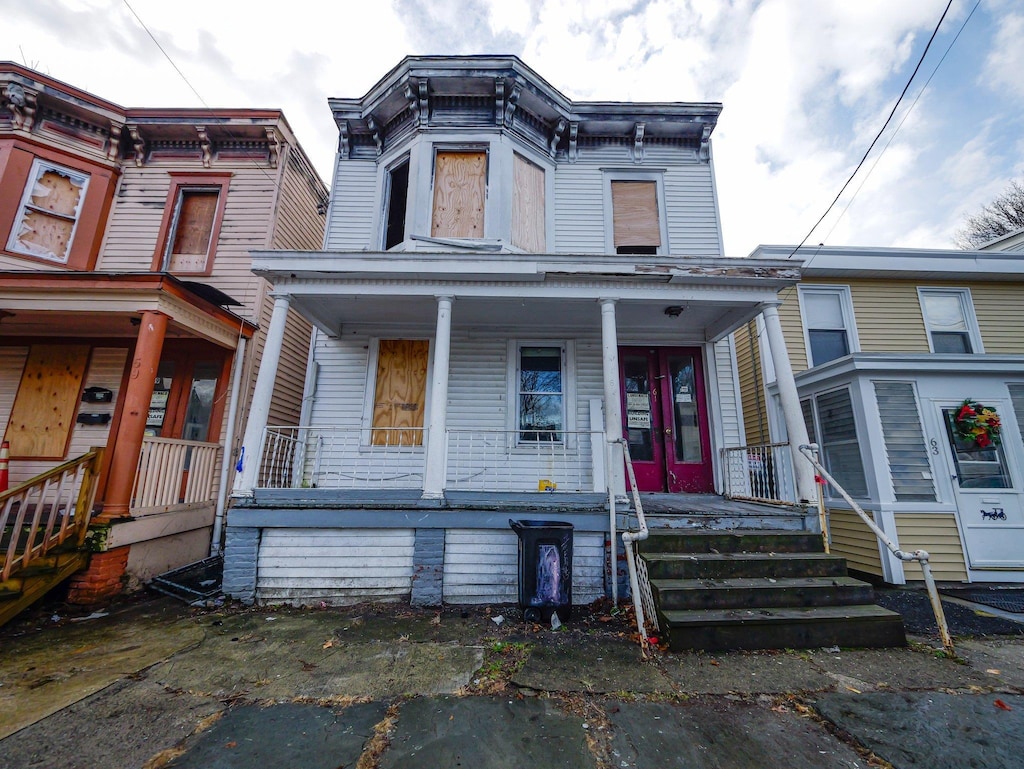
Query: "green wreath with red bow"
953 399 1002 448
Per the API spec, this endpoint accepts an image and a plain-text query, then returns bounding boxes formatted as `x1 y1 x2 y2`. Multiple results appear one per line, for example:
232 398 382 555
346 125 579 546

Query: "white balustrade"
131 437 221 513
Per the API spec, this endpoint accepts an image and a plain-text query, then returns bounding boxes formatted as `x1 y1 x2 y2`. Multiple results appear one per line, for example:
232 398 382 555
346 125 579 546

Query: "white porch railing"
131 437 221 514
259 426 427 489
798 443 955 657
445 429 603 492
721 442 797 505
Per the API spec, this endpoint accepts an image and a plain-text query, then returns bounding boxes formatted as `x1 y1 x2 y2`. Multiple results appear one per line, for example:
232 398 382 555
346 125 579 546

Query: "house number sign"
981 508 1007 520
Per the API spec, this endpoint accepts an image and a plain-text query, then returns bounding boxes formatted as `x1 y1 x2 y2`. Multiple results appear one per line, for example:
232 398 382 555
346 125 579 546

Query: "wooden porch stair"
0 547 90 626
640 530 907 651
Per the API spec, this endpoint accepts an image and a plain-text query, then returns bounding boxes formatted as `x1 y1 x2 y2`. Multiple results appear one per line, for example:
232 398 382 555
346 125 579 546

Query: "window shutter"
874 382 936 502
431 151 486 238
611 181 660 248
511 154 545 252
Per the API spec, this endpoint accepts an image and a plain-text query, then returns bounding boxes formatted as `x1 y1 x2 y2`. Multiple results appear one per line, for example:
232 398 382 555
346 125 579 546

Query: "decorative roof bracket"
196 125 212 167
3 82 38 131
406 80 429 126
568 122 579 163
107 121 124 162
367 115 383 155
549 118 566 157
265 126 281 168
338 120 351 159
700 123 712 160
632 122 645 163
494 78 505 126
503 80 522 128
127 125 145 167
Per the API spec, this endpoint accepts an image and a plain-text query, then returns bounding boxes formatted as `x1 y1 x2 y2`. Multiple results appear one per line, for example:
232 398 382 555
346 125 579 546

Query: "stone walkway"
1 597 1022 768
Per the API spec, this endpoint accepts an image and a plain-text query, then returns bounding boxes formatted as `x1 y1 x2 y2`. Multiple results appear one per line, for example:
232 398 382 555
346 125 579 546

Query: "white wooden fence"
131 437 221 514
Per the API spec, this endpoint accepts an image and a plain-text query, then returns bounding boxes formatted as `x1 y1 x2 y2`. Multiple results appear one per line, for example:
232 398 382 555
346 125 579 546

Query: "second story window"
611 180 661 255
431 150 486 239
798 285 858 367
7 159 89 263
383 158 410 250
919 288 981 354
153 173 230 275
511 153 545 252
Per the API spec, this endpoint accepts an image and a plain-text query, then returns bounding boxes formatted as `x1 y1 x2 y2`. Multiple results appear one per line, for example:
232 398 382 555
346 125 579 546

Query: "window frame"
797 284 859 367
602 170 669 255
801 386 869 500
429 145 489 241
382 154 411 250
506 340 577 446
6 158 91 264
917 287 983 354
151 172 232 276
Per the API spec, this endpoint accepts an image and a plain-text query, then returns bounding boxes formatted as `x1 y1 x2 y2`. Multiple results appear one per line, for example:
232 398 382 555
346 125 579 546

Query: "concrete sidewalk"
1 596 1022 768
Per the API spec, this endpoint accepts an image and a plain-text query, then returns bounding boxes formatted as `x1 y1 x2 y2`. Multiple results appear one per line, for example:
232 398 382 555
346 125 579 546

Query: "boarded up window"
372 340 428 446
511 154 545 252
7 345 90 458
7 160 89 262
611 181 660 254
166 189 219 272
431 151 486 238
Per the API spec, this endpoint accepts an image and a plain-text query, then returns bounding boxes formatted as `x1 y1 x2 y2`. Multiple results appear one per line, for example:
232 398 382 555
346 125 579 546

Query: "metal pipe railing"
615 438 655 656
798 443 955 657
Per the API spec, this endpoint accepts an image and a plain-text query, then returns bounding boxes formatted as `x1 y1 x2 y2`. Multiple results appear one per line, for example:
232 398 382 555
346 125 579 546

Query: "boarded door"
431 151 486 238
372 340 428 446
7 344 90 458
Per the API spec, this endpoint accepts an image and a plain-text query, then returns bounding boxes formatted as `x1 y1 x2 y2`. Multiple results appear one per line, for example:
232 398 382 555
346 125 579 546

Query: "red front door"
619 347 714 493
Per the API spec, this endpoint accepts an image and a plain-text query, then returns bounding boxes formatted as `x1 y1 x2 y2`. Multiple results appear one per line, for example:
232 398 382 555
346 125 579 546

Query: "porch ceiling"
291 293 761 343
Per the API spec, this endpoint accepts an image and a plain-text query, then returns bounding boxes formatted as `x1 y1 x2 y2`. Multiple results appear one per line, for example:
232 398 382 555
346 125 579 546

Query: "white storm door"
936 401 1024 569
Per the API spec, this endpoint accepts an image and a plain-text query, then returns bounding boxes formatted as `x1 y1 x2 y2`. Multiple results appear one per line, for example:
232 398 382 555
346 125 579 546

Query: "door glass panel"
943 409 1011 489
146 362 175 437
668 355 701 463
623 355 653 461
182 361 219 442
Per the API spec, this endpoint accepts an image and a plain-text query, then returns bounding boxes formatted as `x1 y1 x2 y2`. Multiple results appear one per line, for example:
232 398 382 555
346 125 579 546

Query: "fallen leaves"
994 699 1013 711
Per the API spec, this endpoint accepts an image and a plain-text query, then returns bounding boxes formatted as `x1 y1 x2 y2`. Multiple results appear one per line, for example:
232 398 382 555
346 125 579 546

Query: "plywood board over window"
6 345 90 459
612 181 661 251
512 154 545 252
372 340 428 446
432 151 486 239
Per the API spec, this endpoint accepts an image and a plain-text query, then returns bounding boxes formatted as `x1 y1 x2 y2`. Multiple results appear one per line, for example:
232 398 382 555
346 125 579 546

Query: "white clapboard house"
222 56 825 611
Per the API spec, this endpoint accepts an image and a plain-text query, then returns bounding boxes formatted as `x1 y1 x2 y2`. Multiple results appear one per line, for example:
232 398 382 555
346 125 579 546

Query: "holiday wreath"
953 399 1001 448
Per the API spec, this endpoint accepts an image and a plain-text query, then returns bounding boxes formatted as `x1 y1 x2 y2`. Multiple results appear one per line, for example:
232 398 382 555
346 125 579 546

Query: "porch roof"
0 271 257 348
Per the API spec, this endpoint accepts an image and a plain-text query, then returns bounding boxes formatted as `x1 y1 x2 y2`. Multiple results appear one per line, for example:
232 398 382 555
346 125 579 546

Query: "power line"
819 0 981 246
786 0 955 259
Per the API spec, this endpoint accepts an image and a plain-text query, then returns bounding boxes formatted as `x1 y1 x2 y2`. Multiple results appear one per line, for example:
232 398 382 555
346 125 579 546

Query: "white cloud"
983 12 1024 100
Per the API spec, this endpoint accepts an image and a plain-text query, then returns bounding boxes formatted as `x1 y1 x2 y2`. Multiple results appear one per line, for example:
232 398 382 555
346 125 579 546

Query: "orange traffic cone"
0 440 9 493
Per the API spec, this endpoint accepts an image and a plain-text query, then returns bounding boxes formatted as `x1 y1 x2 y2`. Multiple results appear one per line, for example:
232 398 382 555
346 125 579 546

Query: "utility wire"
819 0 981 247
786 0 955 259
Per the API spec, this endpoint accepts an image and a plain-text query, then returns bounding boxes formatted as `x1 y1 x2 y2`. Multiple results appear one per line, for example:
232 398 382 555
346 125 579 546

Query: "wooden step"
0 551 89 628
651 576 876 612
643 551 848 580
639 530 824 555
661 605 908 651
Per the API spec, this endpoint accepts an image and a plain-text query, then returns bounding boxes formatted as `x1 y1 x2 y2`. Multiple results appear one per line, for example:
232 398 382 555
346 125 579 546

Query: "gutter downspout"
211 336 247 557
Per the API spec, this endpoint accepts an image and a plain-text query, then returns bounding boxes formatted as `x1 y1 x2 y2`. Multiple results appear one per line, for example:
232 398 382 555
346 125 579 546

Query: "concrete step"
639 530 824 555
661 605 908 651
651 576 875 612
643 552 848 580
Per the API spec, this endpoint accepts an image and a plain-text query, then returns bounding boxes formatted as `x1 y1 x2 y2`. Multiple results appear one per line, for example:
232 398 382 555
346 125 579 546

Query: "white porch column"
600 298 627 498
761 303 817 503
234 294 291 495
423 295 453 499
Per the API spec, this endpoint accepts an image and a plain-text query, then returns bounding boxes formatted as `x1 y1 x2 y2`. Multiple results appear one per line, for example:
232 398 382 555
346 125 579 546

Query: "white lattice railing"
445 429 603 492
259 426 428 490
131 437 221 513
721 442 797 505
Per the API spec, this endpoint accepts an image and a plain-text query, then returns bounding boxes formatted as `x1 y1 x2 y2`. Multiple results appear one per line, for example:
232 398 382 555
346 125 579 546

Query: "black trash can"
509 519 573 623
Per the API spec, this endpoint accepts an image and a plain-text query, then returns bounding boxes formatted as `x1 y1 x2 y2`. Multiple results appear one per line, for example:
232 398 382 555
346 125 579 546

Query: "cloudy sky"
3 0 1021 256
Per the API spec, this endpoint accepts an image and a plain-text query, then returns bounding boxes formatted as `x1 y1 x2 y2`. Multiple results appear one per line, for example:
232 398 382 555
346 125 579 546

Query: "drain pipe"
210 336 247 557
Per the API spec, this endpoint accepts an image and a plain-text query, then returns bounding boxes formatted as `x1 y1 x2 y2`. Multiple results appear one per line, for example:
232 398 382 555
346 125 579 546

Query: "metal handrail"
615 438 655 656
798 443 955 657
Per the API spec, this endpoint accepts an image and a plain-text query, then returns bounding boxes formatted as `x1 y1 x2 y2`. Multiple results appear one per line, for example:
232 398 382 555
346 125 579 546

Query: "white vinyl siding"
324 160 378 250
257 528 415 604
874 381 937 502
442 529 604 604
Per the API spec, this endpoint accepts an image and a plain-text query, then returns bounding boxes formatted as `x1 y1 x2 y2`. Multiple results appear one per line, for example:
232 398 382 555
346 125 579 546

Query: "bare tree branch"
955 179 1024 249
